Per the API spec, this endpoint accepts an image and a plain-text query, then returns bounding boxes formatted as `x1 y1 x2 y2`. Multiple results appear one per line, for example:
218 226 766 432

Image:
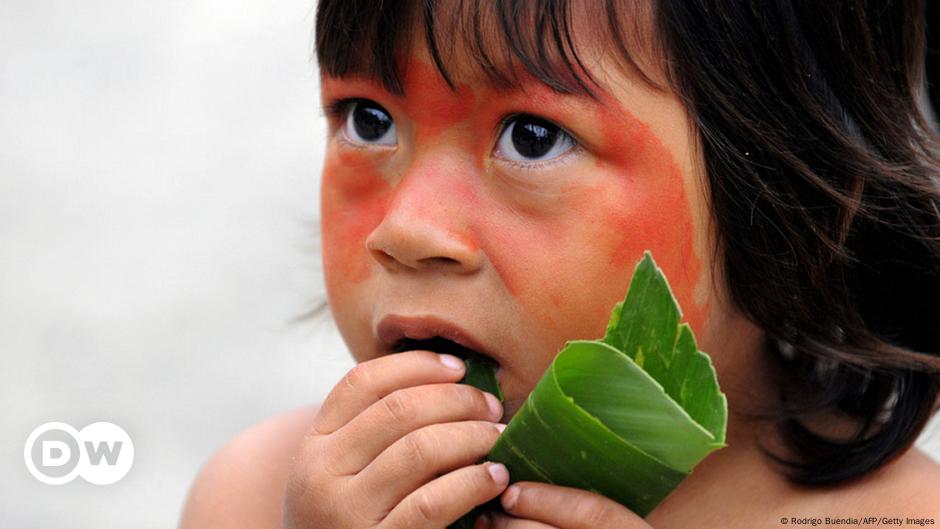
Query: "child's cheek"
474 211 568 300
479 111 709 342
593 170 708 337
320 149 389 291
591 111 709 337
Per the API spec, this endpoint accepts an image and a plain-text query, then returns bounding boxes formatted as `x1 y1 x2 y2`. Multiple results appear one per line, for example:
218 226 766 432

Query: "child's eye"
343 99 397 146
494 114 576 163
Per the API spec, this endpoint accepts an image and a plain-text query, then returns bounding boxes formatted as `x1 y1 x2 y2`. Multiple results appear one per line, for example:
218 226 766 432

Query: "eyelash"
321 97 358 121
322 97 582 167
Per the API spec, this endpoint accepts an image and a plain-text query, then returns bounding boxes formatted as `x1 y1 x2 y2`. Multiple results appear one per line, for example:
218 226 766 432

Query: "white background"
1 1 938 528
1 1 352 527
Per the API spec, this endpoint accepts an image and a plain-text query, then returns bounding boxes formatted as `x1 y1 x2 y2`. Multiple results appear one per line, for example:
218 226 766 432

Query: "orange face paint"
320 59 485 293
592 93 708 336
320 148 389 285
402 60 476 144
319 53 711 377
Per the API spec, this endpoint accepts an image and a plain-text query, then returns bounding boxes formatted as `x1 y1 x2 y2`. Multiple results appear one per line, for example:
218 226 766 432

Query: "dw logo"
24 422 134 485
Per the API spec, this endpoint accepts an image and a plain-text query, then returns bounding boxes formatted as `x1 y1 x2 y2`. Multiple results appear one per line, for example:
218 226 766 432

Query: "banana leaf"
459 350 504 403
449 251 727 528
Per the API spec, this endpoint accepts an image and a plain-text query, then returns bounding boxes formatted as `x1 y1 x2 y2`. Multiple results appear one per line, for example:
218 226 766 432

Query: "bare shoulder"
783 447 940 520
179 404 321 529
868 448 940 515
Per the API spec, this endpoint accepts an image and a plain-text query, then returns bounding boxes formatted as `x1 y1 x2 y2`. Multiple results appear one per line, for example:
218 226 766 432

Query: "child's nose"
365 160 483 274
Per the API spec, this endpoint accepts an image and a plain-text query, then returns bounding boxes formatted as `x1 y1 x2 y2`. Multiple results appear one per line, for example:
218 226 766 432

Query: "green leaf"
602 252 726 446
450 251 727 527
459 351 504 402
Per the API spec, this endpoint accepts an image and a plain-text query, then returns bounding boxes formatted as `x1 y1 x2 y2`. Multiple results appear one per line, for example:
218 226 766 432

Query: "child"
181 1 940 527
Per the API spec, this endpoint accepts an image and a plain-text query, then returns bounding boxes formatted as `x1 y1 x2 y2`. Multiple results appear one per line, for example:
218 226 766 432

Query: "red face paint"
461 78 709 338
319 54 712 384
593 93 708 336
320 61 483 290
320 148 389 286
402 60 476 144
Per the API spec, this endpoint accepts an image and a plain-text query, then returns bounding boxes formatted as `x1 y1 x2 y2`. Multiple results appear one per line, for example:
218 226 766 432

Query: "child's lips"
375 313 503 370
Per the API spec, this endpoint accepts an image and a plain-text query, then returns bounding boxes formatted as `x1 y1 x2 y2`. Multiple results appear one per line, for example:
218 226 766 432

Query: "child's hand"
283 350 509 529
484 482 654 529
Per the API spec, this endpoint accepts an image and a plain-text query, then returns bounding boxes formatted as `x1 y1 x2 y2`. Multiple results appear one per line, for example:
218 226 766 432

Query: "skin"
179 12 940 529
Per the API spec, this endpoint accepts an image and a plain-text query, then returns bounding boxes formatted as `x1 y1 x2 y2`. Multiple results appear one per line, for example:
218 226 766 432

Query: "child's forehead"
321 41 662 110
385 55 590 98
319 65 601 122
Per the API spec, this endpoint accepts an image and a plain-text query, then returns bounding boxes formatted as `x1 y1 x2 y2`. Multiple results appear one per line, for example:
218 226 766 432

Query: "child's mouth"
390 336 501 371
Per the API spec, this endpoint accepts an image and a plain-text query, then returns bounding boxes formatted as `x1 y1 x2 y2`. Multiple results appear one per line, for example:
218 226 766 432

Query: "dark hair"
314 0 940 485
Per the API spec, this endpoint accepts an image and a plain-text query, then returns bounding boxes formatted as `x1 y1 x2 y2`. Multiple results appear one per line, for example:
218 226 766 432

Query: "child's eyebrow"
444 57 603 101
320 71 602 111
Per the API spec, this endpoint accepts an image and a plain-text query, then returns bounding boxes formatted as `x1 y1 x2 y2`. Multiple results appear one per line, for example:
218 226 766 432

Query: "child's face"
318 39 749 420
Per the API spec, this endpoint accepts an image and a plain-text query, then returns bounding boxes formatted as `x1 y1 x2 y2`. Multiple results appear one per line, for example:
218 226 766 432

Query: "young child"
181 1 940 527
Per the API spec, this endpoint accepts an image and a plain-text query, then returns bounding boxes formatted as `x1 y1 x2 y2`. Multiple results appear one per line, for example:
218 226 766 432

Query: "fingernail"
484 392 503 420
439 354 465 371
501 485 520 511
494 423 507 433
487 463 509 486
473 513 491 529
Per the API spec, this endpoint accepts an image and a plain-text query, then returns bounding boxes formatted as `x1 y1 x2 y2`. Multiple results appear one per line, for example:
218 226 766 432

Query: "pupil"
511 116 558 158
353 102 392 141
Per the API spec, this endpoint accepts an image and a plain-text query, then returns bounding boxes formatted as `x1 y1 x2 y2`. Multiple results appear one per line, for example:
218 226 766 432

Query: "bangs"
315 0 664 98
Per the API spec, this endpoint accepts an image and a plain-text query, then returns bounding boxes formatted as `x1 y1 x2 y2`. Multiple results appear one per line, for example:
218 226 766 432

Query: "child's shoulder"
780 448 940 520
179 403 321 529
860 448 940 512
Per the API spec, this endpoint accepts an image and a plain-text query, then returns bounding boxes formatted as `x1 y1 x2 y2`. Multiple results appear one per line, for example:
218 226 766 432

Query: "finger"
353 420 505 509
312 350 466 434
498 482 650 529
326 382 502 474
380 462 510 529
487 512 556 529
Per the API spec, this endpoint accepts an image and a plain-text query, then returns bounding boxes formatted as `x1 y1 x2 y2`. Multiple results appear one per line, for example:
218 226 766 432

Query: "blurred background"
1 1 351 527
0 1 938 528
